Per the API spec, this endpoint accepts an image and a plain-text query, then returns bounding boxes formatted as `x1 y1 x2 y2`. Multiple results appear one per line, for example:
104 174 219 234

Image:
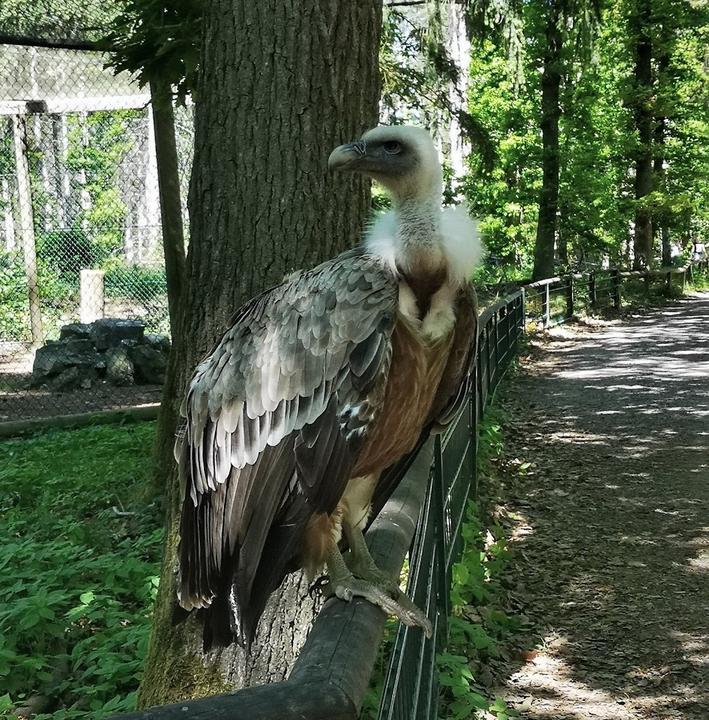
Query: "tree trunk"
661 226 671 266
654 115 671 266
532 8 562 280
149 79 186 334
139 0 382 708
12 113 43 348
632 0 653 270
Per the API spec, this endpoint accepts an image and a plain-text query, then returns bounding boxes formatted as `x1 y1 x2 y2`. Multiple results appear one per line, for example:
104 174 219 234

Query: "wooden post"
565 274 574 319
589 272 597 308
543 283 551 328
149 79 186 337
80 269 105 324
611 268 621 309
12 113 42 348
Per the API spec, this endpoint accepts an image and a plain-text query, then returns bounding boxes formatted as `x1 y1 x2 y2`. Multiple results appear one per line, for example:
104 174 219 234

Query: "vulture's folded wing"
176 248 398 647
367 283 478 525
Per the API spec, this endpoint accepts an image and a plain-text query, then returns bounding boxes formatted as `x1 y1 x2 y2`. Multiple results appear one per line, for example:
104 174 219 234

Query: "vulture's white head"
329 125 483 288
328 125 443 205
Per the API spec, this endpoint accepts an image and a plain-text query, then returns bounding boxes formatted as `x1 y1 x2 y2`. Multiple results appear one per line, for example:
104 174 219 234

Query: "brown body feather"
301 284 477 575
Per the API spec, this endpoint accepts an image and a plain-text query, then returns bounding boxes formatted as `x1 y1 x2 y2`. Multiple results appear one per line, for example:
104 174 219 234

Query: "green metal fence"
522 261 708 330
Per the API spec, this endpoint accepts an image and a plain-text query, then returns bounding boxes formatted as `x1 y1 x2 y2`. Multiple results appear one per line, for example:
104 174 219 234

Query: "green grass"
0 422 162 719
687 269 709 293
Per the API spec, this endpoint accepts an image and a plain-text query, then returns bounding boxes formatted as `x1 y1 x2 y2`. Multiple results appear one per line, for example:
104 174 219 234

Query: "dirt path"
496 293 709 719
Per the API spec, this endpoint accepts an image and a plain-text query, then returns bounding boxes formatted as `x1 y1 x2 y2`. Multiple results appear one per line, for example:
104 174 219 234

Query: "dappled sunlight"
505 634 645 719
496 295 709 719
671 632 709 666
548 430 612 445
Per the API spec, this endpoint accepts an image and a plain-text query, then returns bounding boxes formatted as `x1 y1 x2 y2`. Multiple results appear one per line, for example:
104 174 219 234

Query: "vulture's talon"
308 575 330 597
325 574 432 637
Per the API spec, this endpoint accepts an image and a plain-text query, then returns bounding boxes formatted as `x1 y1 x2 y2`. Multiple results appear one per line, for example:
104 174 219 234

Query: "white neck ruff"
365 205 484 286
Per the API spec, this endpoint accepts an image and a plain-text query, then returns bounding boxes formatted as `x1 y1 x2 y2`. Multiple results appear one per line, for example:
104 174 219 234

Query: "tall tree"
630 0 654 269
532 0 563 279
531 0 601 279
137 0 383 707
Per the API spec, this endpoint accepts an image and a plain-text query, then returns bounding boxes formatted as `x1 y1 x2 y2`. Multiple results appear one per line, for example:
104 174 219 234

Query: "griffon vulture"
176 125 482 648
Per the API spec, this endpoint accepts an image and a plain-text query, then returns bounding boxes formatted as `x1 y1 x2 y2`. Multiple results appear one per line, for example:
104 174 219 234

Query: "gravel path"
497 293 709 719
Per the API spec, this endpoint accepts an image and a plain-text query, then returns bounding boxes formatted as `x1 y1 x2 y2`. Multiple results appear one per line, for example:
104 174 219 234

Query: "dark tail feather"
201 592 244 651
203 506 310 651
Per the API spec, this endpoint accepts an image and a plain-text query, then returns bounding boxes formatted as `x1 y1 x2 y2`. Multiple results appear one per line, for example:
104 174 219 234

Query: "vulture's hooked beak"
328 141 367 171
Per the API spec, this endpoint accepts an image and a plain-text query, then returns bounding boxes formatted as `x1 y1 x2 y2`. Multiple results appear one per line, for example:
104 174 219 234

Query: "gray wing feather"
177 249 397 646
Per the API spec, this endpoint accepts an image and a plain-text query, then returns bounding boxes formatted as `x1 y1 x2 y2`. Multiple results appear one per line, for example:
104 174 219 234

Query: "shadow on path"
497 293 709 719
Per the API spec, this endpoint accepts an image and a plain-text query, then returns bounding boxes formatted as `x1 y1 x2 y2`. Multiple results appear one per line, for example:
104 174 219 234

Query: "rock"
105 346 135 386
144 333 171 353
129 342 169 384
32 339 100 384
91 318 145 351
47 366 97 391
59 323 92 341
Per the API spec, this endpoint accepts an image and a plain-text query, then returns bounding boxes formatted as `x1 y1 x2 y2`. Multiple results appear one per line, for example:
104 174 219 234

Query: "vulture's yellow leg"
323 522 433 638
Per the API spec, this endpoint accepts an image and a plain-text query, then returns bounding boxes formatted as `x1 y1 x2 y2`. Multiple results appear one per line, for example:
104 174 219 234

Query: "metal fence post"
612 269 621 310
589 272 596 308
485 324 492 403
565 275 574 319
433 435 449 630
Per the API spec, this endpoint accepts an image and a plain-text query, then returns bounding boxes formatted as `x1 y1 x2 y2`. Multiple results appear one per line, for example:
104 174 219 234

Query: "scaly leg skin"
321 522 433 638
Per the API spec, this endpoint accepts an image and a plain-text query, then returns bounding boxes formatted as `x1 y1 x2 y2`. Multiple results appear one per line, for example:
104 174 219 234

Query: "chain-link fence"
0 17 193 425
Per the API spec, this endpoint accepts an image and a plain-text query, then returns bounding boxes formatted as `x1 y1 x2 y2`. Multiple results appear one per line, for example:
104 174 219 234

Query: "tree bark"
149 78 186 334
532 7 562 280
654 45 671 268
632 0 653 270
654 115 671 266
139 0 382 708
12 113 43 347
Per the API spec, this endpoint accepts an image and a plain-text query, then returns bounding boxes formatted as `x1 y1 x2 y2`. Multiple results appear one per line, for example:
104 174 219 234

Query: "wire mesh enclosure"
0 32 193 424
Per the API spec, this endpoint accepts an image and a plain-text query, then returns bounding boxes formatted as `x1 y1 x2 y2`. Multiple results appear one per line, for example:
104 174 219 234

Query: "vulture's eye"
383 141 402 155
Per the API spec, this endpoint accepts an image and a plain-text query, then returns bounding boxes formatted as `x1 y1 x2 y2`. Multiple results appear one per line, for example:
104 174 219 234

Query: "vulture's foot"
321 573 432 637
323 524 433 638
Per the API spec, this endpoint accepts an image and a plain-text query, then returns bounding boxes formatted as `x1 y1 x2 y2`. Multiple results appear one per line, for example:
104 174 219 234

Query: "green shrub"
0 250 76 342
35 229 93 278
0 423 161 719
103 262 167 304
